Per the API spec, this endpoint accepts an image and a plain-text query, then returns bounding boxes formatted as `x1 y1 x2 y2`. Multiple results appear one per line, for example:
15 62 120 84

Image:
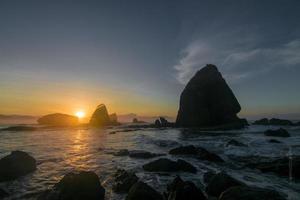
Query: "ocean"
0 124 300 199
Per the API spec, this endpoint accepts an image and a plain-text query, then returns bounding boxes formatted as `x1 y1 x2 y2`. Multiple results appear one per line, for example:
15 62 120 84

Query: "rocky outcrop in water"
165 176 207 200
90 104 119 127
38 113 79 126
253 118 294 126
205 172 245 197
112 169 138 193
176 64 247 129
219 186 286 200
169 145 224 162
264 128 290 137
246 156 300 179
143 158 197 173
126 181 163 200
0 188 9 198
0 151 36 182
39 171 105 200
226 139 247 147
128 150 164 159
0 126 37 132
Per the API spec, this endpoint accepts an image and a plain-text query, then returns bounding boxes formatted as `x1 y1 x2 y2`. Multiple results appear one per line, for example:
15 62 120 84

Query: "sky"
0 0 300 119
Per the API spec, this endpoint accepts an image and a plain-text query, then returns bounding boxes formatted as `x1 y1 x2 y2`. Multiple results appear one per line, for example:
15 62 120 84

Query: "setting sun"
75 111 85 119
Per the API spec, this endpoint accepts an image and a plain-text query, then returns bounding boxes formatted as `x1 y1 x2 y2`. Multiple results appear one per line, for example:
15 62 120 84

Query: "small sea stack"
90 104 120 127
176 64 247 129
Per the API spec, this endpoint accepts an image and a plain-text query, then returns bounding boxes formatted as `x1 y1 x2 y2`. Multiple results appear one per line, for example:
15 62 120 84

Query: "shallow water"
0 125 300 199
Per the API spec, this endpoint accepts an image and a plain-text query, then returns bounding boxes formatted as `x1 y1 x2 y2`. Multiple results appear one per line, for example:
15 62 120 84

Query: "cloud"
174 39 300 84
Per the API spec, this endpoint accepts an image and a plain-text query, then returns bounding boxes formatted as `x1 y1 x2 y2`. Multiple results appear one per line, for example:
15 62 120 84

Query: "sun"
75 111 85 119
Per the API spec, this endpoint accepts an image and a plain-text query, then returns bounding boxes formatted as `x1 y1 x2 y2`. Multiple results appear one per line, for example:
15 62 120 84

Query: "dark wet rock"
246 156 300 179
176 64 247 129
90 104 119 127
154 119 161 127
226 139 247 147
206 172 245 197
269 118 293 126
113 149 130 156
264 128 290 137
143 158 197 173
169 145 224 162
39 171 105 200
268 139 281 143
0 151 37 182
165 176 207 200
152 140 179 148
253 118 269 125
38 113 79 126
112 169 138 193
0 126 37 132
0 188 9 198
126 181 163 200
129 150 163 159
109 113 118 123
132 118 145 123
154 117 174 127
219 186 286 200
203 171 217 184
253 118 294 126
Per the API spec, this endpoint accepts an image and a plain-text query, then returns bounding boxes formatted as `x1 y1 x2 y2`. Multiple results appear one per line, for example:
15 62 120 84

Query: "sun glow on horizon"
75 111 86 119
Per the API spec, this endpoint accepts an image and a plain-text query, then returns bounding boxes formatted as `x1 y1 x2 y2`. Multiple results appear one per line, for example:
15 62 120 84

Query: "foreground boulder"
39 171 105 200
176 64 247 129
0 188 9 198
206 172 245 197
219 186 286 200
143 158 197 173
246 156 300 179
169 145 224 162
38 113 78 126
165 176 207 200
126 181 163 200
89 104 112 127
0 151 36 182
264 128 290 137
112 169 138 193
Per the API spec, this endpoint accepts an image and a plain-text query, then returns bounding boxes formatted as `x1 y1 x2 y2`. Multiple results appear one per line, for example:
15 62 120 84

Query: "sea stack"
176 64 246 129
90 104 119 127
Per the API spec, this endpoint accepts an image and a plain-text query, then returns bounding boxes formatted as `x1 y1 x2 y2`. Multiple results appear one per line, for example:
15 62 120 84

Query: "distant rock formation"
154 117 174 127
90 104 119 127
37 113 78 126
176 64 247 129
132 118 145 123
0 151 37 182
109 113 118 123
264 128 290 137
253 118 294 126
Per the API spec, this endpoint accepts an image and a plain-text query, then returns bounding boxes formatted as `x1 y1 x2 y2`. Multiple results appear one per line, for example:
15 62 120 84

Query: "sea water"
0 125 300 199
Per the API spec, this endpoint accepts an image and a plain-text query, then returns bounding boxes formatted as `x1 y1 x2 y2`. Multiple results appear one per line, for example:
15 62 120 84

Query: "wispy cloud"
174 39 300 84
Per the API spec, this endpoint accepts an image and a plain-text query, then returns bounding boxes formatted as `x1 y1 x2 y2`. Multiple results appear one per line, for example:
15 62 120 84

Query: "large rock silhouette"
176 64 246 129
90 104 119 127
38 113 79 126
